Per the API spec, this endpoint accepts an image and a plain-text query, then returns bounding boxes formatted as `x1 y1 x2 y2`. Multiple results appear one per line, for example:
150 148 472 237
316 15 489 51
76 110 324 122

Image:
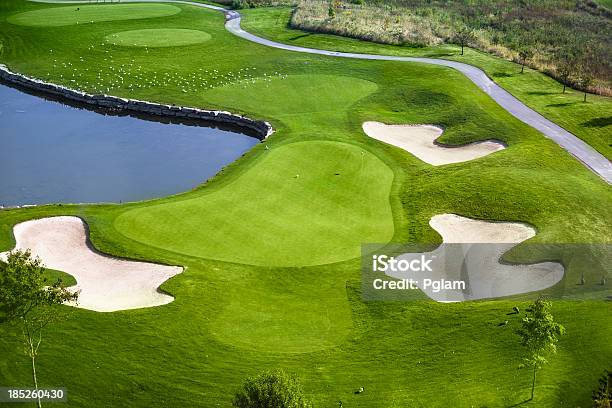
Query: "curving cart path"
31 0 612 183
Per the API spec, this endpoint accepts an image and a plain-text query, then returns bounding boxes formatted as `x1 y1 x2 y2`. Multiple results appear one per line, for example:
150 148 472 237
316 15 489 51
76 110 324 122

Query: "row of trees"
453 27 598 101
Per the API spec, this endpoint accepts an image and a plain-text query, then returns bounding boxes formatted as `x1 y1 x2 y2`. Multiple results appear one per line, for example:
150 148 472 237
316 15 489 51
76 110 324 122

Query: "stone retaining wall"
0 64 274 139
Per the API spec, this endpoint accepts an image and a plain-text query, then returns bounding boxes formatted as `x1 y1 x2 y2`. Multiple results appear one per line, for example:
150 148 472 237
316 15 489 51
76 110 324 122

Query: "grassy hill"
285 0 612 95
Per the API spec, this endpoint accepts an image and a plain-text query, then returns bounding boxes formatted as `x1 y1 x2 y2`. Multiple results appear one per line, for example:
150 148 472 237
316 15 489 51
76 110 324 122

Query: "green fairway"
105 28 212 47
240 7 612 160
7 3 181 27
115 141 394 267
0 1 610 407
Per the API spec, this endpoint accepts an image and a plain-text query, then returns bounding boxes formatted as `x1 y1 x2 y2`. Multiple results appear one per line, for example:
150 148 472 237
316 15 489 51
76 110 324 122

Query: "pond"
0 82 259 206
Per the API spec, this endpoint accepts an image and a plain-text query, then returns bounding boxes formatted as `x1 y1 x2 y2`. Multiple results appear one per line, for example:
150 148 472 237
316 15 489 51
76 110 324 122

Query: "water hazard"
0 82 259 206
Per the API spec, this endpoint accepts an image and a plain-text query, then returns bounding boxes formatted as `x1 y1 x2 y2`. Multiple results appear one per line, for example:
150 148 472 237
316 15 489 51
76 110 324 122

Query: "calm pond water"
0 83 259 206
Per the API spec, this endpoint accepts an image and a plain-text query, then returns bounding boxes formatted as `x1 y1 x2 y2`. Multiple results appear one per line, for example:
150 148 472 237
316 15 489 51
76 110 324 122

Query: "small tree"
328 0 335 19
518 47 533 74
0 250 77 408
577 63 594 102
233 369 312 408
454 27 475 56
557 57 573 94
593 370 612 408
517 298 565 401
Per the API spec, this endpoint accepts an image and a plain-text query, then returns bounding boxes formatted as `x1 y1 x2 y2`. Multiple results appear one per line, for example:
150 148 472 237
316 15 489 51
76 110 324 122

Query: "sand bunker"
385 214 564 301
0 216 182 312
362 121 505 165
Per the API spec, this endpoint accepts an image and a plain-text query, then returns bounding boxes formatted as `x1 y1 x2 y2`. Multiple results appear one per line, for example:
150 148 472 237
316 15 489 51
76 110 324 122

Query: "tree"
593 370 612 408
516 298 565 401
453 27 475 56
0 250 78 408
577 59 595 102
233 369 312 408
518 47 533 74
556 51 575 93
328 1 336 19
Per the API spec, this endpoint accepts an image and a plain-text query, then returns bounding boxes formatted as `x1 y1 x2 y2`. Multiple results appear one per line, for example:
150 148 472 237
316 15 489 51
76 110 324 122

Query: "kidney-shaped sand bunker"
0 216 182 312
362 121 505 165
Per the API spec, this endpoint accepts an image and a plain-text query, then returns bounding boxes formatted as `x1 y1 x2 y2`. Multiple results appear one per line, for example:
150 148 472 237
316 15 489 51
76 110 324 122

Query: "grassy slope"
240 7 612 160
105 28 212 47
7 3 182 26
44 268 77 286
0 2 610 407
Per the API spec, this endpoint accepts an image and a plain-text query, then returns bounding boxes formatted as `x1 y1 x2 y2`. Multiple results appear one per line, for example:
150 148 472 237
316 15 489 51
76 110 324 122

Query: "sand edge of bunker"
0 216 183 312
362 121 506 165
385 214 565 302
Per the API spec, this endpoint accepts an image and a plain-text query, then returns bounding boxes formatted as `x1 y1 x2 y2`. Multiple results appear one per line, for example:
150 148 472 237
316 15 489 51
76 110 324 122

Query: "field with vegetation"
241 7 612 159
285 0 612 96
0 1 610 407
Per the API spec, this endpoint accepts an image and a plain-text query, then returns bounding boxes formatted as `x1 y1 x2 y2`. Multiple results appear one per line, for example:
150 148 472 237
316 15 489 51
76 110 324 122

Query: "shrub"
593 370 612 408
233 369 312 408
231 0 245 10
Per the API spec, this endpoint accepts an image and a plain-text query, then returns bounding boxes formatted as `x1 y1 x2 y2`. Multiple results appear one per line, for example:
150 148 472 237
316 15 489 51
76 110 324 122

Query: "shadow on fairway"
582 116 612 128
507 398 531 407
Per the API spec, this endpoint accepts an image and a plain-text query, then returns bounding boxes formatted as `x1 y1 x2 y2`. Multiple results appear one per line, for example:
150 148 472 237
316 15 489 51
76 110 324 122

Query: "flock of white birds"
43 45 289 95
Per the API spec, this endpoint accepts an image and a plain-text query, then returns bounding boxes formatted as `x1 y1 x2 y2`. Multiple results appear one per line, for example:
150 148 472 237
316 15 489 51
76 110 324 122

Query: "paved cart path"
30 0 612 183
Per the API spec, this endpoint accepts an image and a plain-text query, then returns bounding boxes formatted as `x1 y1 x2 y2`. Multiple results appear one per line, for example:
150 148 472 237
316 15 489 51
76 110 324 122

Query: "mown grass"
241 7 612 160
0 1 610 407
105 28 212 47
115 139 395 267
7 3 182 26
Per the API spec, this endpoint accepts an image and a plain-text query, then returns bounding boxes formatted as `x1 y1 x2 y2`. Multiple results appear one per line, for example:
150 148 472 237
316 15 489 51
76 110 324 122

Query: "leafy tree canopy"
233 369 312 408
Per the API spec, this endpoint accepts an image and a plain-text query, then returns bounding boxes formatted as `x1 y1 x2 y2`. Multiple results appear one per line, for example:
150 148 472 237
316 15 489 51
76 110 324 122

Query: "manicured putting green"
115 141 395 267
105 29 211 47
8 4 181 27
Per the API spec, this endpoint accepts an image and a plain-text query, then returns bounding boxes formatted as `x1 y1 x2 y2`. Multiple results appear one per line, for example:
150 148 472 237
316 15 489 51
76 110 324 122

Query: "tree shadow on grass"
288 33 312 41
527 91 557 96
582 116 612 128
507 398 532 407
492 71 514 78
547 102 578 108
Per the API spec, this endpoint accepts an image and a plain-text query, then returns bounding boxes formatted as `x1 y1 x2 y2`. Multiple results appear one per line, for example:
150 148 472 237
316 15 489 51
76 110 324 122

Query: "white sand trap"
386 214 564 301
0 216 182 312
362 121 505 165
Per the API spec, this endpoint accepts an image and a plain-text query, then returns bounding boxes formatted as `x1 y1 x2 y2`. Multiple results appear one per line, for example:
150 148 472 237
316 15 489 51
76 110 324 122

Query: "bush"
593 370 612 408
233 369 312 408
231 0 245 10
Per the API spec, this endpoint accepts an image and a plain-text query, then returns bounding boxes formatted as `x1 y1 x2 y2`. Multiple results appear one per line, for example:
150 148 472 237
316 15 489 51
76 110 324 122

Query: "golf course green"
0 1 610 406
7 3 182 27
106 28 212 47
116 140 395 267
